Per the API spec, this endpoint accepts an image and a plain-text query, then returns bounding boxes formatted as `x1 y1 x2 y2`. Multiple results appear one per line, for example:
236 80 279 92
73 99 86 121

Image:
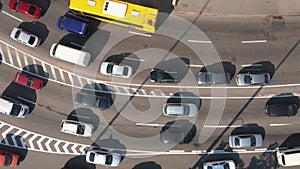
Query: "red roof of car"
8 0 42 19
14 72 43 90
0 150 19 167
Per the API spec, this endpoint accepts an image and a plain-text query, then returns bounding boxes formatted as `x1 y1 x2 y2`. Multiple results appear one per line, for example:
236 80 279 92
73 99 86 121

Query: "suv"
10 27 41 48
265 102 298 117
9 0 42 19
60 120 94 137
13 72 43 90
56 16 88 36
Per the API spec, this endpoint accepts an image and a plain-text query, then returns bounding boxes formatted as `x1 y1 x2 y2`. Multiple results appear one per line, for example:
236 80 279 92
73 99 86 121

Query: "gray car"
163 103 198 117
74 92 111 110
236 73 270 86
197 72 231 85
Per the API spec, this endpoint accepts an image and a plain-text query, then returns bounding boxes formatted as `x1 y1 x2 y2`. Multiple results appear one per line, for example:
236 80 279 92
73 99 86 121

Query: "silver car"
197 72 231 85
100 62 133 78
163 103 198 117
203 160 236 169
10 27 40 48
236 73 270 86
229 134 263 148
60 120 94 137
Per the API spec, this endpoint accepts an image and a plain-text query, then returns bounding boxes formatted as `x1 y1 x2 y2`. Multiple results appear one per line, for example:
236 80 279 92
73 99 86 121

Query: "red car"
8 0 42 19
14 72 43 90
0 150 19 167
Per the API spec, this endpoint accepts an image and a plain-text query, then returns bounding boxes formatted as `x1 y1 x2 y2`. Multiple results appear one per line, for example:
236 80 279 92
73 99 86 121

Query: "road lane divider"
1 11 23 22
241 40 267 44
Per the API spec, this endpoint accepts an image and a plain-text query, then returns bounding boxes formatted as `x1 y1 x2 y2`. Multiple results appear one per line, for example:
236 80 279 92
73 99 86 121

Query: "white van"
50 43 91 67
0 96 29 118
277 147 300 166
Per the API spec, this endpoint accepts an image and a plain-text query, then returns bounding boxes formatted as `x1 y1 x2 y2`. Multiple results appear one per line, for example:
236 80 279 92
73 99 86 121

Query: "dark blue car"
56 16 88 36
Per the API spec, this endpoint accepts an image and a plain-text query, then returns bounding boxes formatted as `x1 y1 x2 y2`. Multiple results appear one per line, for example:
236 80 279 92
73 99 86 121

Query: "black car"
74 92 111 110
149 68 177 83
159 125 194 144
265 103 299 117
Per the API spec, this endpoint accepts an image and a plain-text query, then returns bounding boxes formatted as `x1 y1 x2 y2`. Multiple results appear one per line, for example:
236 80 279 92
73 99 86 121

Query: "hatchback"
9 0 42 19
236 73 270 86
100 62 133 78
74 92 111 110
13 72 43 90
229 134 263 148
85 148 121 167
10 27 40 48
56 16 88 36
150 68 177 83
60 120 94 137
0 149 19 167
197 72 231 85
265 102 298 117
203 160 236 169
163 103 198 117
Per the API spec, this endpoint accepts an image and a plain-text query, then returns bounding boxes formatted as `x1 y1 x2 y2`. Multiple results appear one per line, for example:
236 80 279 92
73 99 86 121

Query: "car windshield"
28 36 35 45
244 75 252 84
250 135 256 146
76 124 85 135
264 74 269 83
123 67 128 76
89 152 95 162
224 163 230 169
107 64 113 74
27 77 34 87
5 155 12 166
14 30 21 39
206 74 212 83
28 6 36 15
105 154 113 165
13 0 20 10
10 104 21 116
235 137 240 146
183 105 190 115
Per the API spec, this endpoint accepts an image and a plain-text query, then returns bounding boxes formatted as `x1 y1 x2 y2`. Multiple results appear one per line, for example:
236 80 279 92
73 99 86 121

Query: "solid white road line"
17 96 36 105
125 57 145 62
242 40 267 44
1 11 23 22
204 125 242 128
129 31 152 37
136 123 163 127
188 40 212 43
270 123 292 127
186 64 203 67
241 64 262 67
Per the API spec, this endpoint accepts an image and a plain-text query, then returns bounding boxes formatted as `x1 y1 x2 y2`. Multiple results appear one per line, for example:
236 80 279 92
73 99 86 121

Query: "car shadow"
104 53 141 75
231 123 266 140
266 93 299 107
18 22 49 46
279 133 300 149
62 155 95 169
238 61 275 78
25 0 51 17
167 92 202 110
154 57 189 82
67 108 100 133
200 61 236 81
22 64 50 87
132 161 162 169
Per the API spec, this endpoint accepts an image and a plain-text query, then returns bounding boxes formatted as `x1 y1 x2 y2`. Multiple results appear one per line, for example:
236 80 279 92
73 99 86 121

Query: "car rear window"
13 0 20 10
28 36 35 45
14 30 21 39
28 6 36 15
5 155 12 166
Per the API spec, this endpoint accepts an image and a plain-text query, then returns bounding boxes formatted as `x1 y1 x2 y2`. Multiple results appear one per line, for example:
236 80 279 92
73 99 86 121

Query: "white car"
229 134 263 148
100 62 133 78
163 103 198 117
85 148 121 167
203 160 236 169
10 27 40 48
60 120 93 137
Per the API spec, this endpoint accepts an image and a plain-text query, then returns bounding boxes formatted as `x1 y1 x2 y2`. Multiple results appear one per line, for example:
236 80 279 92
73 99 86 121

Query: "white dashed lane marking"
241 40 267 44
1 11 23 22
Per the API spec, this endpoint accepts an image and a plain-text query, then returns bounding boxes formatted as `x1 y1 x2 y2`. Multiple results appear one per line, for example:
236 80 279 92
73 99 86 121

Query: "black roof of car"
265 103 298 117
